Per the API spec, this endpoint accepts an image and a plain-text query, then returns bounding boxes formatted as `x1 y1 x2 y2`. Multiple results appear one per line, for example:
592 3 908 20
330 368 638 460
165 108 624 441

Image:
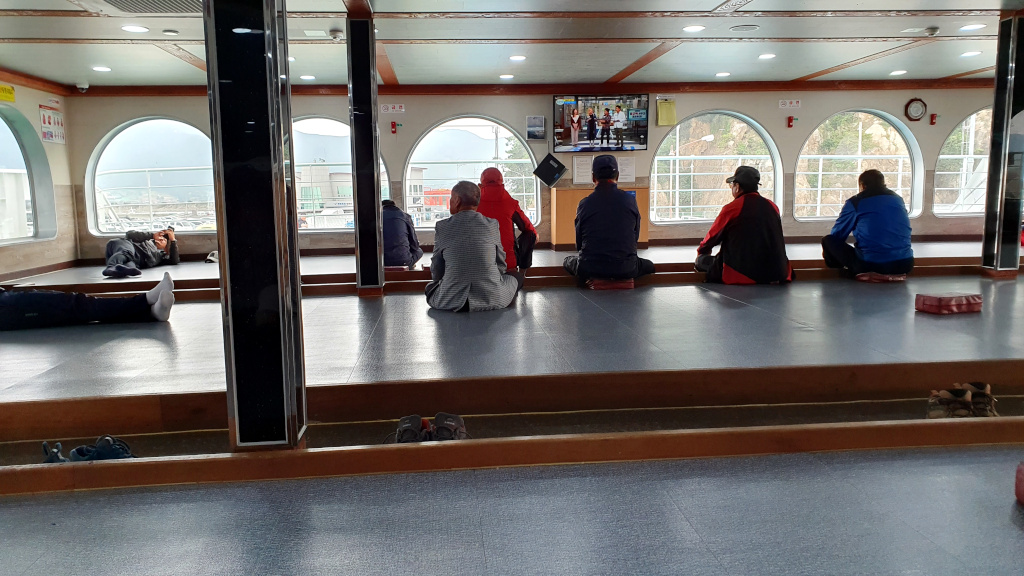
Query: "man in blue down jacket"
381 199 424 268
821 169 914 280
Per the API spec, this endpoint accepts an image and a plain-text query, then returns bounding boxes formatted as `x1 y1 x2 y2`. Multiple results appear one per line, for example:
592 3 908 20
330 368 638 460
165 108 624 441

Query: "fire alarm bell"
930 114 938 125
787 116 794 128
391 121 397 134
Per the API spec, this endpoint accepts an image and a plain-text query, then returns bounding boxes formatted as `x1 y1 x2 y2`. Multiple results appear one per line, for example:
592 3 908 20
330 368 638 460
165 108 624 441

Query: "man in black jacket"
103 228 180 278
381 199 423 268
563 155 655 283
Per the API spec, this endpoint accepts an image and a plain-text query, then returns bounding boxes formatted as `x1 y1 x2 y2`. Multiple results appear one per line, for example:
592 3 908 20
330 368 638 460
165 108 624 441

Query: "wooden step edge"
2 417 1021 496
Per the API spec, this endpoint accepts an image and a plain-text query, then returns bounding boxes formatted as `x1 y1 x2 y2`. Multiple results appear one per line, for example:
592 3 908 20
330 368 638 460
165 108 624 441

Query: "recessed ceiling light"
730 25 760 32
288 56 296 61
959 24 986 31
961 51 982 57
121 25 149 33
890 70 908 76
303 30 328 37
716 72 731 77
299 75 315 80
510 55 526 61
374 28 379 33
499 74 514 79
683 25 706 33
162 29 179 36
92 66 111 72
759 53 776 60
232 27 252 34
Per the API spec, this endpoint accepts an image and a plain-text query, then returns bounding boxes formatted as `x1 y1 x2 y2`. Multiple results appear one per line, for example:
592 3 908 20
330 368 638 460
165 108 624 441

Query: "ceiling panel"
387 43 660 84
626 40 909 83
744 0 1007 10
371 0 726 12
287 0 347 11
0 16 205 41
0 43 207 85
0 0 85 8
815 38 997 80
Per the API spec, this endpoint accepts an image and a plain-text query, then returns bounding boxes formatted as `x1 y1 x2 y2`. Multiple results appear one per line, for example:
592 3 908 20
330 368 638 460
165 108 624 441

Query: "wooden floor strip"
1 418 1021 496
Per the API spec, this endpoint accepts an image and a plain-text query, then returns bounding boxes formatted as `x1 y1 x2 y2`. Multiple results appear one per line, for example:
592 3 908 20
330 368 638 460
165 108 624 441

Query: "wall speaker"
533 153 568 187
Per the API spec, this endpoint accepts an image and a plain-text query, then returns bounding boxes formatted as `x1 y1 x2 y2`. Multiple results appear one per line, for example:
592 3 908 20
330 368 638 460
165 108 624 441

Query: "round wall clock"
905 98 927 122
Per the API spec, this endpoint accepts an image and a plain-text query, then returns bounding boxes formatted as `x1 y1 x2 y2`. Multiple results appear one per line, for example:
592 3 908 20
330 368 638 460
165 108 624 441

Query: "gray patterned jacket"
425 210 519 312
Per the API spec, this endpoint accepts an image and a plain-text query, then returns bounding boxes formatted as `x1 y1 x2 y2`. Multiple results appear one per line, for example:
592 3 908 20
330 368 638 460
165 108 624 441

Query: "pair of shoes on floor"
102 264 142 278
855 271 907 283
927 382 999 419
384 412 469 444
40 435 137 463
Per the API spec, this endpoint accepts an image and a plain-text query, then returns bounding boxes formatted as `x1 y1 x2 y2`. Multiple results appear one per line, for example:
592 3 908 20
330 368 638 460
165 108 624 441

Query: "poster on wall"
0 84 14 103
526 115 545 140
39 105 65 144
572 155 593 184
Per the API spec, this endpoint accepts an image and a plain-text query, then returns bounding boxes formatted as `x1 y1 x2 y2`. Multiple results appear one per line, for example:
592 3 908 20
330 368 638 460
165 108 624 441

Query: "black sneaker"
69 436 136 461
433 412 468 441
42 441 68 463
386 414 433 444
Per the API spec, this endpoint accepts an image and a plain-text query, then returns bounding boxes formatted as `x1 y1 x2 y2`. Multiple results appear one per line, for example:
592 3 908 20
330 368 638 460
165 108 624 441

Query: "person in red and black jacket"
477 167 537 271
695 166 792 285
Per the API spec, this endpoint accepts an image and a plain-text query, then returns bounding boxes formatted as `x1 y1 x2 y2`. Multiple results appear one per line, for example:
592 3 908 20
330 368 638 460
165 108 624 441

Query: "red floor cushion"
586 278 634 290
915 293 983 314
1017 462 1024 505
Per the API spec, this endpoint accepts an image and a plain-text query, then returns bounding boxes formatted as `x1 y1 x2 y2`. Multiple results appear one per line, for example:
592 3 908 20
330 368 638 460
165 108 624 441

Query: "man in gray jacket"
425 181 524 312
103 228 180 278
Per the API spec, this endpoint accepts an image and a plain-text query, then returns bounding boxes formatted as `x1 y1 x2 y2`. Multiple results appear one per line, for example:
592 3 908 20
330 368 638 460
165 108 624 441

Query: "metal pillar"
983 16 1024 271
203 0 307 449
346 17 385 293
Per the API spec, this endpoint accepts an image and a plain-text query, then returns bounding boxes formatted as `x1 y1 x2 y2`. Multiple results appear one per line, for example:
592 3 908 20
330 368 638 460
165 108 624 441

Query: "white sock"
151 290 174 322
146 272 174 305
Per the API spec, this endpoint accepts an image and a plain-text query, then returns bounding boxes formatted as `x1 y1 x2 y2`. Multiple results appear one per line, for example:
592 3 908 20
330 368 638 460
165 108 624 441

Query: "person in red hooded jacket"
477 167 537 270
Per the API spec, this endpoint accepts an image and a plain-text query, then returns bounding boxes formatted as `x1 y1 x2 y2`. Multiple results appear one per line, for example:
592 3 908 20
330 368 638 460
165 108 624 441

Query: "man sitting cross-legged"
425 181 524 312
821 169 914 281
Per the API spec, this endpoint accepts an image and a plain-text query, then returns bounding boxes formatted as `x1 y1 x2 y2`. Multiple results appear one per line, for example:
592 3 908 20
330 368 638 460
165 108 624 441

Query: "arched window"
0 116 32 240
651 112 778 222
795 111 915 219
934 108 992 216
92 118 214 233
405 117 538 228
292 117 391 230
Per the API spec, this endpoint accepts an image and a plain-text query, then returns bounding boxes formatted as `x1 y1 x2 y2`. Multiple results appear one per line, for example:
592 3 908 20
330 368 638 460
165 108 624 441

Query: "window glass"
650 113 775 221
405 118 538 228
293 118 391 229
94 119 215 232
934 108 992 215
795 111 913 219
0 117 34 240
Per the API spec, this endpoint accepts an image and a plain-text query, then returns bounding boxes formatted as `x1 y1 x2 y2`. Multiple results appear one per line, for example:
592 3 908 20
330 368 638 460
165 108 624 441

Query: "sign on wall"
381 104 405 113
779 99 802 109
39 105 65 144
0 84 14 103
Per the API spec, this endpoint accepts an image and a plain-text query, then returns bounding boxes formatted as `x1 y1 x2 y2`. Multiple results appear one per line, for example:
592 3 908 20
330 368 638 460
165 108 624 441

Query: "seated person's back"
477 167 537 270
426 181 522 312
381 199 423 267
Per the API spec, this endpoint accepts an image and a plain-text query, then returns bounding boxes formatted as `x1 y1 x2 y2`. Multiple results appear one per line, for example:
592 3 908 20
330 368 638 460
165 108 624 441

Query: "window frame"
932 106 991 219
402 114 541 231
649 110 784 226
0 103 56 246
793 108 924 222
85 116 213 237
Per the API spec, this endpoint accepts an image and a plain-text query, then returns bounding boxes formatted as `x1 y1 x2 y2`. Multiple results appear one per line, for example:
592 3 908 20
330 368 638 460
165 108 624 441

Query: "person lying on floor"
695 166 792 285
0 273 175 331
425 181 524 312
821 169 914 281
563 154 655 284
103 227 179 278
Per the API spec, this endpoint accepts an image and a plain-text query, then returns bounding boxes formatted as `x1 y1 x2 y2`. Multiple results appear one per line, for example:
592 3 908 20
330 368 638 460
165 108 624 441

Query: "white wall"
64 86 994 259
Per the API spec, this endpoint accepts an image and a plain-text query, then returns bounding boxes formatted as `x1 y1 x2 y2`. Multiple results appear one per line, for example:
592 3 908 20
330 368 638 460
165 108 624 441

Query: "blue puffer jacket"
828 187 913 263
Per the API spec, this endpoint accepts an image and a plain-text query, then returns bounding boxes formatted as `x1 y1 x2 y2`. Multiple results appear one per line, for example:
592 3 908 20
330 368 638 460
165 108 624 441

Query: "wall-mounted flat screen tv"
553 94 649 153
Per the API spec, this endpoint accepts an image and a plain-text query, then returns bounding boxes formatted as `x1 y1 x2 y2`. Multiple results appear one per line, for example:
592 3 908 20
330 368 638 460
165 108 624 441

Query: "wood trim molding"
155 44 207 72
74 85 208 97
341 0 371 19
365 11 1001 19
942 65 997 80
793 39 936 82
0 66 72 96
375 43 399 85
607 41 681 83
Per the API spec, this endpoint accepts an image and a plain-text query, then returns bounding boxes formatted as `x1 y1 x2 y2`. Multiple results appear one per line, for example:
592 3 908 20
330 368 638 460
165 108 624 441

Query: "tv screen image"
553 95 649 153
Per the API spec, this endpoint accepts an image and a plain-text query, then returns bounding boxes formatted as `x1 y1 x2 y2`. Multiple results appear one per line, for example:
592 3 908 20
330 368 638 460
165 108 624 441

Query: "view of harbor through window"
0 117 34 241
93 118 390 232
795 111 913 219
935 108 991 216
405 118 538 228
651 113 775 222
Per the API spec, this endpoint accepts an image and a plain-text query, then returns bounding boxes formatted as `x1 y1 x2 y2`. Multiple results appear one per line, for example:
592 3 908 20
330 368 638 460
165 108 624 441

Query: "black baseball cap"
726 166 760 189
592 154 618 179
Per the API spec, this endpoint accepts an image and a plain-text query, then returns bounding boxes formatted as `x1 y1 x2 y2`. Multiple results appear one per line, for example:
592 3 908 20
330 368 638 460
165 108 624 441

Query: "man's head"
615 105 622 112
450 180 481 214
480 167 503 186
726 166 760 198
152 229 171 251
592 154 619 183
604 108 610 114
858 169 885 192
382 199 396 208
